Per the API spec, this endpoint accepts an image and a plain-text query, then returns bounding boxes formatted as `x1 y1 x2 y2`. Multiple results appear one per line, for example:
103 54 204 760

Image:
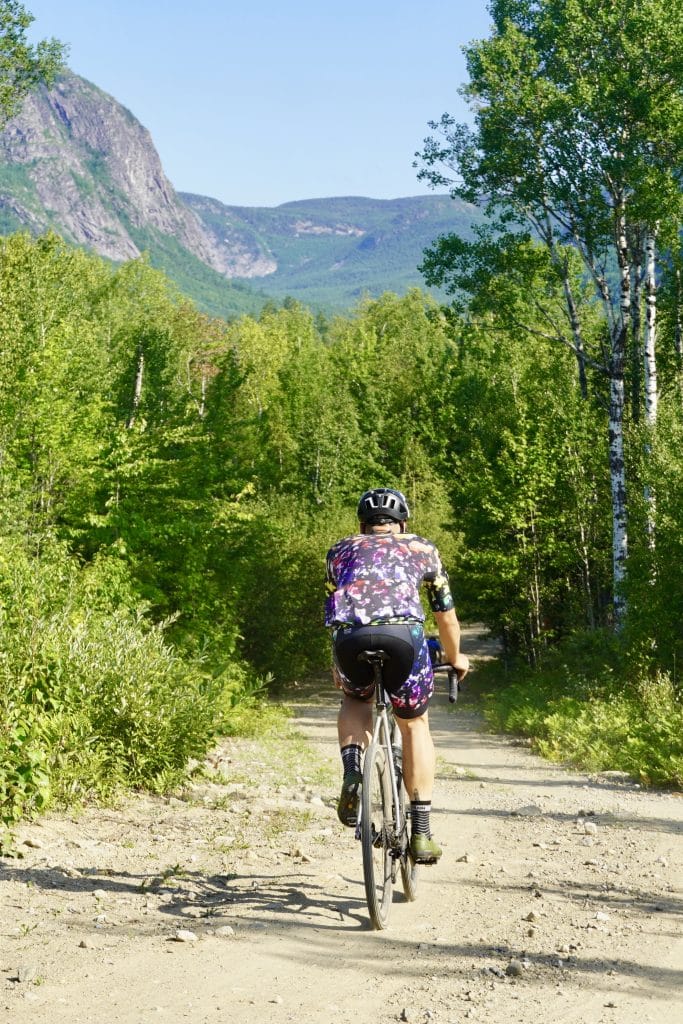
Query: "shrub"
0 535 264 842
482 632 683 788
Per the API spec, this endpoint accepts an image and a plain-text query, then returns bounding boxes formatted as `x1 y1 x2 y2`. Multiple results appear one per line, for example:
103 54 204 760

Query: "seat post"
357 649 390 709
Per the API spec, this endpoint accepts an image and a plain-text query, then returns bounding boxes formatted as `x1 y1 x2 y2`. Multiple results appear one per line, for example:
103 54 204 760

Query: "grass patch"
481 632 683 788
261 807 314 841
436 756 476 781
219 694 289 739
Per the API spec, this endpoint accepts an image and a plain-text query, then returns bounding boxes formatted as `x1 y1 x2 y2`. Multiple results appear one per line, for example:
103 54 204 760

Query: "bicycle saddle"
357 648 391 664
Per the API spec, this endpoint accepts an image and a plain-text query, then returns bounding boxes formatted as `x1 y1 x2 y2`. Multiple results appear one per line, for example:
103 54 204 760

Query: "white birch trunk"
199 370 207 420
543 210 588 398
578 520 595 630
610 214 630 626
630 239 643 420
643 230 658 550
186 357 208 419
127 344 144 429
561 271 588 399
644 232 658 427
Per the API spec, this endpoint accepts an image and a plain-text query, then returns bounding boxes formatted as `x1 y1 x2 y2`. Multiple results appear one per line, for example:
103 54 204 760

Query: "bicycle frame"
355 653 403 837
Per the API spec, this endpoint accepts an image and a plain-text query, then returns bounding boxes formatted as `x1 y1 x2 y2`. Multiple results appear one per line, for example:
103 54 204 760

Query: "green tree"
422 248 611 657
0 1 64 125
416 0 683 624
0 234 113 539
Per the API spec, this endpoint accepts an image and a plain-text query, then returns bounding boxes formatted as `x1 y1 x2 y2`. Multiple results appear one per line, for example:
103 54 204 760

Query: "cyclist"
324 487 469 864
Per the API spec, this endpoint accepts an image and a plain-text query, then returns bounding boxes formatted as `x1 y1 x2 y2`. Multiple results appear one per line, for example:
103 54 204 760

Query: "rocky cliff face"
0 71 480 313
0 71 272 275
183 193 276 277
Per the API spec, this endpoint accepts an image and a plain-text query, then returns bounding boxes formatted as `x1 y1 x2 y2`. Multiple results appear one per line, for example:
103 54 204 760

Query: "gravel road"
2 626 681 1023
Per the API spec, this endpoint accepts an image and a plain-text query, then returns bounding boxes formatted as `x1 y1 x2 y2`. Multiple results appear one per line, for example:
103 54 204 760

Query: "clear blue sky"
26 1 492 208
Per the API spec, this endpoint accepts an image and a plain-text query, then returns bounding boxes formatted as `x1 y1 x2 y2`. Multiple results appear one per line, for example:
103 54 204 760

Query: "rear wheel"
390 722 418 901
399 783 418 901
361 742 393 929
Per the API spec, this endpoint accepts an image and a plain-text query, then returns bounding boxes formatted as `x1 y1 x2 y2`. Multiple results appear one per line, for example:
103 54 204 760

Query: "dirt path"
2 626 681 1023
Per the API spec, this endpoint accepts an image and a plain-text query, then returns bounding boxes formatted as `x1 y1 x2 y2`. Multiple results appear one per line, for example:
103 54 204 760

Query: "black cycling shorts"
332 622 434 719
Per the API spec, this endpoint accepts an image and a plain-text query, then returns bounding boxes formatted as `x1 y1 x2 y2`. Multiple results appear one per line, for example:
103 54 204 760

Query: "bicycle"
356 649 458 930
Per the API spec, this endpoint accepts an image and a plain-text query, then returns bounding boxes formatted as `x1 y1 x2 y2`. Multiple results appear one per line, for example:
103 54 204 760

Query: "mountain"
0 71 265 319
0 71 479 316
182 193 480 309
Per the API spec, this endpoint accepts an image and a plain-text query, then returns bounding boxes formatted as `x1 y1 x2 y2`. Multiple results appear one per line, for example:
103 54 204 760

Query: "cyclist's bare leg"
337 693 373 749
336 693 373 826
395 712 435 801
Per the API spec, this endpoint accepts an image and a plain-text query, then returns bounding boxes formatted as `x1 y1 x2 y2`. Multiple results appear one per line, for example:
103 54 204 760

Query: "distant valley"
0 71 479 317
183 193 479 310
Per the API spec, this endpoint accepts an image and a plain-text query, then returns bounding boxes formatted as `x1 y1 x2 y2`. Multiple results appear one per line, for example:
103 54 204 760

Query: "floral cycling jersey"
324 532 454 627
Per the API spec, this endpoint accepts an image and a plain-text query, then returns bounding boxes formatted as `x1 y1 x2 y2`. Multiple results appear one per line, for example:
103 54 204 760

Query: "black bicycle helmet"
357 487 410 524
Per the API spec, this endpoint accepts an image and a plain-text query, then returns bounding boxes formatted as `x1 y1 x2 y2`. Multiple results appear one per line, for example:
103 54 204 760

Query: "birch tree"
416 0 683 624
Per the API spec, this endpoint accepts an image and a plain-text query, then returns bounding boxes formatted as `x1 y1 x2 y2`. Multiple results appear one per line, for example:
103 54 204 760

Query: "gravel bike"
356 649 458 930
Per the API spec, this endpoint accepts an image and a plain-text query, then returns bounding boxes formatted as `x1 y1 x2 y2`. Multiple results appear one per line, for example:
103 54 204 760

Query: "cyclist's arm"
434 608 470 679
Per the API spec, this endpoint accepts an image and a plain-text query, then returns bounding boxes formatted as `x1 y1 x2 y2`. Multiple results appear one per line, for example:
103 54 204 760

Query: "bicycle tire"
398 782 418 901
389 720 418 902
361 741 393 929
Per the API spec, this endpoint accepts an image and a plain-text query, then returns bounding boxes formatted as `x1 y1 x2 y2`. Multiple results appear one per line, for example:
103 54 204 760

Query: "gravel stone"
511 804 543 817
15 964 38 984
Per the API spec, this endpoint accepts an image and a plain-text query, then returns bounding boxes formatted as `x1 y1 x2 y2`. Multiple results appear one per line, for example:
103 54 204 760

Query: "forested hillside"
2 0 682 842
183 193 481 309
0 69 268 320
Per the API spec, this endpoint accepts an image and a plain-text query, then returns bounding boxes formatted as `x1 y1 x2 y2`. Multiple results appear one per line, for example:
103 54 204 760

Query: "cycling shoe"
410 833 442 864
337 770 362 827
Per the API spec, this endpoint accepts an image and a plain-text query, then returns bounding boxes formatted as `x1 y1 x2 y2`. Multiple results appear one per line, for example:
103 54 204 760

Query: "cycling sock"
341 743 362 777
411 800 432 836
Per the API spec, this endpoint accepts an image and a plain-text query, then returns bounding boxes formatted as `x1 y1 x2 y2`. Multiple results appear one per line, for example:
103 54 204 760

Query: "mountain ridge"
182 191 479 308
0 71 478 314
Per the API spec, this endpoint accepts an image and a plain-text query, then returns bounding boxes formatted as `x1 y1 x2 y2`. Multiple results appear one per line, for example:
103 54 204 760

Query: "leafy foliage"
0 536 230 836
416 0 683 626
0 0 679 839
0 233 474 832
482 637 683 787
0 1 65 127
3 151 683 830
